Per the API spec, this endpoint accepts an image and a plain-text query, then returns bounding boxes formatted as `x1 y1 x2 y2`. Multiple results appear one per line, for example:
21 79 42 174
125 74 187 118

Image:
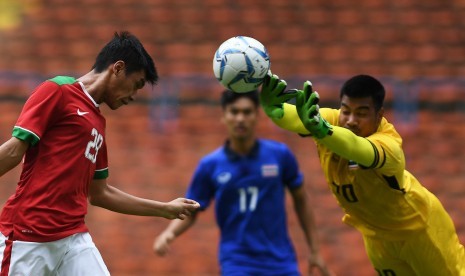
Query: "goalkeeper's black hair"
92 31 158 85
340 75 385 111
221 90 259 109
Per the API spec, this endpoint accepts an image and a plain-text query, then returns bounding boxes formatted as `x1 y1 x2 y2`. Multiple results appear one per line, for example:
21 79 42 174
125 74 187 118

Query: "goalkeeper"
260 74 465 275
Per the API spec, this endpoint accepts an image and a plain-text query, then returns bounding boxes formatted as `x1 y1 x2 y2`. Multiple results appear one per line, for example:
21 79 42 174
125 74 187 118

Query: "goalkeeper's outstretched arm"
259 74 376 167
274 103 376 168
318 126 377 168
271 103 310 135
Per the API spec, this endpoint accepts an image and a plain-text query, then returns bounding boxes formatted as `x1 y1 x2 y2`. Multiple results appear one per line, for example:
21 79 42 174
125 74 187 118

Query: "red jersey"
0 76 108 242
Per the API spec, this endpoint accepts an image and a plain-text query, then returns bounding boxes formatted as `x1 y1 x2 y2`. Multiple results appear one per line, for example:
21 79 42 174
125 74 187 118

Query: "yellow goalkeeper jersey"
318 108 435 240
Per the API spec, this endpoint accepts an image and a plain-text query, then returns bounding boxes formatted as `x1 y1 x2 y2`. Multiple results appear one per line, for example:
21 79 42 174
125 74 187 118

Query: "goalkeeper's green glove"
260 73 298 120
296 81 333 139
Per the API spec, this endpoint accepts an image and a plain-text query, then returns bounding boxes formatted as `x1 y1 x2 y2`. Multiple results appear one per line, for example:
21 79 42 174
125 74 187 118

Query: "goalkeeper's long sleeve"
318 126 375 168
271 103 310 135
273 103 376 167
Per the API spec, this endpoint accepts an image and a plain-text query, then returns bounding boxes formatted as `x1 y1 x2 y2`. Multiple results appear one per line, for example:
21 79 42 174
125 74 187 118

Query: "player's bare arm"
88 179 200 220
0 137 29 177
153 212 198 256
289 185 333 276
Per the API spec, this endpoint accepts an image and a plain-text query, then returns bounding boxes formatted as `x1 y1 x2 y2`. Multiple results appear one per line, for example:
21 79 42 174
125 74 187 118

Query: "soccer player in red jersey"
0 31 199 275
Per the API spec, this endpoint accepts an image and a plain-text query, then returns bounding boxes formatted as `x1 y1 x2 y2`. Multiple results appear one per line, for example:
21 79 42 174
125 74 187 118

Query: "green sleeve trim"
12 126 40 146
363 140 380 169
378 146 387 169
94 168 109 179
49 76 76 85
360 141 386 170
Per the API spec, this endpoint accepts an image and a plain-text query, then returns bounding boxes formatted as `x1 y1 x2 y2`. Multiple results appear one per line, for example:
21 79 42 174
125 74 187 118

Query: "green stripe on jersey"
49 76 76 85
12 126 40 146
94 168 109 179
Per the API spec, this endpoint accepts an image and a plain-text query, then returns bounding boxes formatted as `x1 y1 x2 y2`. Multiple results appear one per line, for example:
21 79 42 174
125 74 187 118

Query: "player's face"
338 95 383 137
104 65 146 110
222 98 257 141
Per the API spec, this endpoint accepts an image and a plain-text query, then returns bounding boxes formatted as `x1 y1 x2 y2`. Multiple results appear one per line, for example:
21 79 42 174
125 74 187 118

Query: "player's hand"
260 72 298 120
163 198 200 220
153 231 175 256
308 253 335 276
296 81 333 139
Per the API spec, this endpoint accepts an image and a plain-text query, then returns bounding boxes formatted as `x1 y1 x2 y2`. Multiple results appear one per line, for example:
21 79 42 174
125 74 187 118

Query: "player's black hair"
340 75 385 111
221 89 259 109
92 31 158 85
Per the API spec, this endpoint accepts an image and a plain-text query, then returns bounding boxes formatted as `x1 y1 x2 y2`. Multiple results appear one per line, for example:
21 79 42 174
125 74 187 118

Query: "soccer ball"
213 36 270 93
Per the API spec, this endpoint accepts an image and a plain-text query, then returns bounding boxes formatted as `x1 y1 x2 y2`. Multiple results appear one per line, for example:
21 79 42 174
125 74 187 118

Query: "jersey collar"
78 82 99 107
224 139 260 161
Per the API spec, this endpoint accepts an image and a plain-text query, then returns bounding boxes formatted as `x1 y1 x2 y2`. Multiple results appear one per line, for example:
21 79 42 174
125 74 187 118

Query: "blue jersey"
186 139 303 275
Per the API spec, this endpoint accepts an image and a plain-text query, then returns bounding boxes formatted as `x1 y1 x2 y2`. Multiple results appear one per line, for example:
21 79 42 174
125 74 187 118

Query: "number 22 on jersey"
85 128 103 163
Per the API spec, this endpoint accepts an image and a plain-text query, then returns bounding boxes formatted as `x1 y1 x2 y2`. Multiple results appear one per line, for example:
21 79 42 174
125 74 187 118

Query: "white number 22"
238 186 258 213
85 128 103 164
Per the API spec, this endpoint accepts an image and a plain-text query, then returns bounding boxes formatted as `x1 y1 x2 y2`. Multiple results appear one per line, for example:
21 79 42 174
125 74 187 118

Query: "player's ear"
113 61 125 75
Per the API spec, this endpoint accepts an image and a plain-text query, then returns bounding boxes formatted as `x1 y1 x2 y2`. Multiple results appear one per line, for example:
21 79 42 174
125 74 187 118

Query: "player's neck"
77 70 110 104
229 137 256 156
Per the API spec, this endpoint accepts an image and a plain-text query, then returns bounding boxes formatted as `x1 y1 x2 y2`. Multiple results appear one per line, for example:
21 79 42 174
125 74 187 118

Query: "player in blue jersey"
153 90 332 275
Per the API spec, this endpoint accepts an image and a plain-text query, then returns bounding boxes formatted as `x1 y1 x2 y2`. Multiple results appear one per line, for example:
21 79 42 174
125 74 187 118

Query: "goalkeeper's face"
339 95 384 137
221 98 258 141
